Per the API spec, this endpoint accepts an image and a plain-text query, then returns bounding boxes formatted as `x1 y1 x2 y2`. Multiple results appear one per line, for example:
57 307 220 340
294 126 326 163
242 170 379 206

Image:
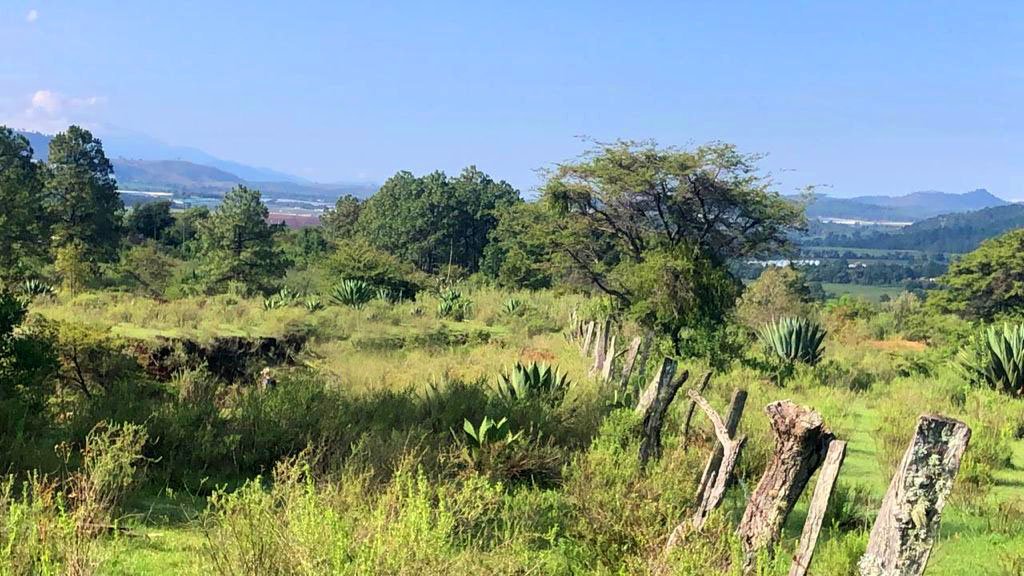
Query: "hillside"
799 189 1008 222
804 203 1024 253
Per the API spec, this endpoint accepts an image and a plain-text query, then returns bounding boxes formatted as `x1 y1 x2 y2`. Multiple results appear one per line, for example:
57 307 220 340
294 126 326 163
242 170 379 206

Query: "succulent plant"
957 323 1024 397
757 317 827 366
496 361 571 404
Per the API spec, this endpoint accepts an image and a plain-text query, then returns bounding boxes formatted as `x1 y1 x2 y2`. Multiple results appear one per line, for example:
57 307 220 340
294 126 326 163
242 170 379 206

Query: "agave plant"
262 288 298 310
21 279 54 297
461 416 522 448
957 323 1024 397
502 297 524 316
303 296 324 312
757 317 827 366
376 286 401 304
329 279 374 308
496 361 571 404
437 288 471 320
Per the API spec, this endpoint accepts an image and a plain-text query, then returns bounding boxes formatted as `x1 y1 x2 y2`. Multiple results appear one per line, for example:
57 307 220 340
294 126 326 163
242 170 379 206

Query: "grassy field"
821 282 906 302
11 289 1024 575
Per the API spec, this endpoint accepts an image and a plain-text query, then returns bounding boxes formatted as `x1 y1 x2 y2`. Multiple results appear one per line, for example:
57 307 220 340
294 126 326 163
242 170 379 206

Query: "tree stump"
789 440 847 576
638 360 687 467
737 401 834 557
858 415 971 576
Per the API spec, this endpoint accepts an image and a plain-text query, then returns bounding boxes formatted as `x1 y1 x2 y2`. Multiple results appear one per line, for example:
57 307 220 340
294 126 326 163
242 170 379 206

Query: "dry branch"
681 371 713 452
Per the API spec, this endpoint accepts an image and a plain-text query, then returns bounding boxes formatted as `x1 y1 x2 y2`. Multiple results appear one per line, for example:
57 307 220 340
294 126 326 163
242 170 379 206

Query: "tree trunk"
638 360 687 467
858 415 971 576
681 371 714 452
619 336 643 392
692 388 748 519
789 440 847 576
737 401 834 558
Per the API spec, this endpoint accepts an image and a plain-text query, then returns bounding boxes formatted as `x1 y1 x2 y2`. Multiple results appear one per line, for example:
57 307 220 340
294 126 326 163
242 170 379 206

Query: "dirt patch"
867 339 927 352
131 333 307 382
519 347 557 363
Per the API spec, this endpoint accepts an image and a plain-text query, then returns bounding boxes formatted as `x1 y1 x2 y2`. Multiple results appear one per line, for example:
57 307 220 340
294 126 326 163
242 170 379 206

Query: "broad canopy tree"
358 167 519 274
542 140 804 352
930 228 1024 321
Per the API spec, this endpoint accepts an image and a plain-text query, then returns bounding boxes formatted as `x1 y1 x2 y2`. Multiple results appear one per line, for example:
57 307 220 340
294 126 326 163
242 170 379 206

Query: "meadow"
7 285 1023 575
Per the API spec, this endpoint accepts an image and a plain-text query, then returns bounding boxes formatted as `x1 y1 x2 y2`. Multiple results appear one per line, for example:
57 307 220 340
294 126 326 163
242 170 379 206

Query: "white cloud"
25 9 38 23
1 90 106 133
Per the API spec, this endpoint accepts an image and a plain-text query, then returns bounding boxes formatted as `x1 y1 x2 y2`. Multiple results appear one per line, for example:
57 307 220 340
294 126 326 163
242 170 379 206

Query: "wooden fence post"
580 321 595 357
692 388 748 518
619 336 643 392
789 440 847 576
590 319 610 376
600 335 617 381
681 371 713 452
638 360 687 467
737 401 834 559
858 415 971 576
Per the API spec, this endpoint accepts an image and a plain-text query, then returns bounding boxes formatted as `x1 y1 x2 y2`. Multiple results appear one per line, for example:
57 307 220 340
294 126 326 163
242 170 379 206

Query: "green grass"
821 282 905 302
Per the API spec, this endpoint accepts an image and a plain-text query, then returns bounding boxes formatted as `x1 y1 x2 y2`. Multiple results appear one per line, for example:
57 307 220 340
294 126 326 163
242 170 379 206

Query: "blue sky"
1 1 1022 197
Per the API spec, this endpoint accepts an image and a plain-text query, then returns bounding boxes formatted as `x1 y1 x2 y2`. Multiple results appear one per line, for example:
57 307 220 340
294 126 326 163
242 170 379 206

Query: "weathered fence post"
737 401 834 559
681 371 713 452
638 360 687 467
599 335 617 381
858 415 971 576
618 335 643 392
692 388 748 521
580 321 595 357
635 358 673 417
590 319 610 376
789 440 847 576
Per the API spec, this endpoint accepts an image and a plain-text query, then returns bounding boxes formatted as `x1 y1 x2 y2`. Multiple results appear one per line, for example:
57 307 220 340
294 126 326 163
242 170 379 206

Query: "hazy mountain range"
17 130 377 202
794 189 1009 222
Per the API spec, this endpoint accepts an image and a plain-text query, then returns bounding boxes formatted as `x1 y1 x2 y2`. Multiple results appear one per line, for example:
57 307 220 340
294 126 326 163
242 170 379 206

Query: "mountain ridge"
792 188 1009 222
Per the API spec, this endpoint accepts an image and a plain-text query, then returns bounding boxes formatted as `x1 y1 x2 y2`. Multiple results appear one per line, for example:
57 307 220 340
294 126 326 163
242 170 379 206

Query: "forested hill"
797 189 1008 222
805 203 1024 253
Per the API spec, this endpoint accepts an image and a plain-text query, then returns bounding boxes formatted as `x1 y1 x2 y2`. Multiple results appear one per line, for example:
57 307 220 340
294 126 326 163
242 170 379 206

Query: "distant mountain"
15 129 377 203
797 189 1009 222
806 203 1024 254
18 129 308 184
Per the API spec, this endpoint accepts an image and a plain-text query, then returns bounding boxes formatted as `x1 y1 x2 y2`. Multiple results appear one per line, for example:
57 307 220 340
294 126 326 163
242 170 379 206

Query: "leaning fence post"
590 319 610 376
789 440 847 576
858 415 971 576
638 359 686 467
737 401 834 561
600 335 617 381
692 388 748 517
681 371 713 452
618 335 643 392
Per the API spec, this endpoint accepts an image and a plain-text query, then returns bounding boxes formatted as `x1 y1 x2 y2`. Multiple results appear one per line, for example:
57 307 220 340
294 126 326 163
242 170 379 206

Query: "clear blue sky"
2 1 1022 197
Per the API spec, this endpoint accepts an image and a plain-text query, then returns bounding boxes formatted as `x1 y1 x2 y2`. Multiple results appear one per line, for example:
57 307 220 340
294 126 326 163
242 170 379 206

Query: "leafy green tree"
930 228 1024 321
119 241 180 296
0 127 49 280
320 194 363 241
735 266 814 331
165 206 210 256
358 167 519 273
45 125 124 262
542 140 804 353
321 238 424 296
481 202 562 290
126 200 175 242
196 186 290 294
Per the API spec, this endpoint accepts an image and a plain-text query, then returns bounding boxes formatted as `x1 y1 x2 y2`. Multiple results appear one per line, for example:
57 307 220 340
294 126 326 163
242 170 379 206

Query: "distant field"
801 245 932 257
821 282 906 301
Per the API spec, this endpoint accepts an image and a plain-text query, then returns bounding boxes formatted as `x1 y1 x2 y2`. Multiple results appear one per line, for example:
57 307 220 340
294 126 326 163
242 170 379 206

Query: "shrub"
957 323 1024 397
436 288 472 321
